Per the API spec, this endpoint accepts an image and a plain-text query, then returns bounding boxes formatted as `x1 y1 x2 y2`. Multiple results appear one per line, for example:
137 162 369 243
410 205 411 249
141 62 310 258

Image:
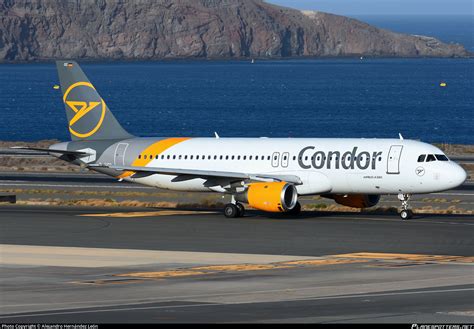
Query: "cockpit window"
426 154 436 162
417 155 426 162
435 154 449 161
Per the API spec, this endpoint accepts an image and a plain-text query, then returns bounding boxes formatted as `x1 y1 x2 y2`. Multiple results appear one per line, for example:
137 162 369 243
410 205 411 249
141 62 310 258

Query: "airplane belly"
131 174 210 192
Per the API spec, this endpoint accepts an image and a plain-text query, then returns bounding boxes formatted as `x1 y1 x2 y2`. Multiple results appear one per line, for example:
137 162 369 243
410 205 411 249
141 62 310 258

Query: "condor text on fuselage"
298 146 383 170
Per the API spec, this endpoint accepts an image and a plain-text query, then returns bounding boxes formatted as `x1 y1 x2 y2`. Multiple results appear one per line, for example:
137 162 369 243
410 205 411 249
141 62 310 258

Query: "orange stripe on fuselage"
116 137 191 179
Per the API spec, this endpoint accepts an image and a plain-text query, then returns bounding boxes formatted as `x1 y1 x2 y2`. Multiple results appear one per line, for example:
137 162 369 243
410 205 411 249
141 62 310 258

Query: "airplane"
12 61 467 220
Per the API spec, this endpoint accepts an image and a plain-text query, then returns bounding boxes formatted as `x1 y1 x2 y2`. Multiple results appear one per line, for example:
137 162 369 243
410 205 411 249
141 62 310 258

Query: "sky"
266 0 474 16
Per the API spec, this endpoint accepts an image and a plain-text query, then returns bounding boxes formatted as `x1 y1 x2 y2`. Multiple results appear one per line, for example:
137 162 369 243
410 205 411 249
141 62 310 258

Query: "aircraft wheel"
236 203 245 217
400 209 413 220
224 203 239 218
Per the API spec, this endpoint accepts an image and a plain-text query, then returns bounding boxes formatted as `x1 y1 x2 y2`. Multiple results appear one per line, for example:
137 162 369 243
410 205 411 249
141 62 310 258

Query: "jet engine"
322 194 381 208
236 182 298 212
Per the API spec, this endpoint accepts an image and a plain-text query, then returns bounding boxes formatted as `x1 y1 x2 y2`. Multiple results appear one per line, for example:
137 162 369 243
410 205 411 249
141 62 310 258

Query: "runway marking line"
79 210 217 217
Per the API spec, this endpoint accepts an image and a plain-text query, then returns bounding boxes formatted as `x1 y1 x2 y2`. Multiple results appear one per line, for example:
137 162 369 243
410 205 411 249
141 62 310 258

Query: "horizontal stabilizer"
9 146 91 156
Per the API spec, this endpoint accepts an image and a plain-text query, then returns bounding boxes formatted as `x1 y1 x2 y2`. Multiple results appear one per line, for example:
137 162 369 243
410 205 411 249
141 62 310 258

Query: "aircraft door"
114 143 129 166
272 152 280 168
387 145 403 174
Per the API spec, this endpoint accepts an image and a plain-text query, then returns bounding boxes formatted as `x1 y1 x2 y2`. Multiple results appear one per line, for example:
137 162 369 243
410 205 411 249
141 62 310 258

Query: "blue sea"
0 58 473 144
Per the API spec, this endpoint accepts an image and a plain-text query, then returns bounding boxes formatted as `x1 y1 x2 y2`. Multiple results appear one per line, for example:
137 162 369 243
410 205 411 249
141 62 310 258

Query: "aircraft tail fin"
56 61 133 141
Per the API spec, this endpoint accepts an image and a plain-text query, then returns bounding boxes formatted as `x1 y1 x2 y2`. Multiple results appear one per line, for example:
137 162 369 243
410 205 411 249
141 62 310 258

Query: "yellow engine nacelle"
236 182 298 212
323 194 381 208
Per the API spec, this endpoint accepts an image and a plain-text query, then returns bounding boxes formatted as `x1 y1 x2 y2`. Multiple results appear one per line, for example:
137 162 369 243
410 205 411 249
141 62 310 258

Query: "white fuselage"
115 138 466 195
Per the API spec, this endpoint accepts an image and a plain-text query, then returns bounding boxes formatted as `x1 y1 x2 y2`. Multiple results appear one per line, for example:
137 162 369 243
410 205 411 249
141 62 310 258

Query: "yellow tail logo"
63 82 106 138
66 101 101 126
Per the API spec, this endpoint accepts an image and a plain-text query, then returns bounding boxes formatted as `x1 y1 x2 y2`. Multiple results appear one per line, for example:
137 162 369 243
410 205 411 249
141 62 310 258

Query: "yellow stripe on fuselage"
117 137 191 179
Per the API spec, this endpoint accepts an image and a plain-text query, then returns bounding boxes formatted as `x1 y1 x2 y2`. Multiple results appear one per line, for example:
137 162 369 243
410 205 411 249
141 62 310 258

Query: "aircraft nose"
449 163 467 188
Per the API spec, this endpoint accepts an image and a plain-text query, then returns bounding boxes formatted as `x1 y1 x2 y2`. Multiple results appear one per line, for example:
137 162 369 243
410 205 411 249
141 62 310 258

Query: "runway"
0 206 473 323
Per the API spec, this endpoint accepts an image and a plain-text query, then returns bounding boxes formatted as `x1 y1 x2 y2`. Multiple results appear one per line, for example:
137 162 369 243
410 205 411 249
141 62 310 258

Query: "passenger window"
167 155 170 159
293 156 296 161
426 154 436 162
138 155 141 159
144 155 147 159
238 156 241 160
418 155 426 162
173 155 176 159
267 156 271 160
249 156 252 160
255 156 259 160
435 154 449 161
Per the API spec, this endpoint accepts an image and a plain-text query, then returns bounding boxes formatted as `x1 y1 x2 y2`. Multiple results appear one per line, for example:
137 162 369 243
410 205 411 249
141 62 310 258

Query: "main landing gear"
224 202 245 218
398 193 413 220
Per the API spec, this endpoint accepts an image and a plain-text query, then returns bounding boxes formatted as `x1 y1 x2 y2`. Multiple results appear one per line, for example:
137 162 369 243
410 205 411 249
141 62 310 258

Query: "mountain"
0 0 469 61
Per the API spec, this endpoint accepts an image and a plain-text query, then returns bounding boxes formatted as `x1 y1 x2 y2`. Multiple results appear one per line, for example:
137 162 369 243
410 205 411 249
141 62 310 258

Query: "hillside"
0 0 469 61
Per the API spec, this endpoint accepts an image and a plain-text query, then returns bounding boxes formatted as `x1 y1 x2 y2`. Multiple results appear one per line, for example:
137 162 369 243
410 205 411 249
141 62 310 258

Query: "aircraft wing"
90 164 303 185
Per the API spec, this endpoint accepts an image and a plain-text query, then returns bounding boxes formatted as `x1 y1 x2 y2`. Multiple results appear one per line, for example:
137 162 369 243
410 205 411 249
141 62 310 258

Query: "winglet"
214 132 220 139
399 133 404 140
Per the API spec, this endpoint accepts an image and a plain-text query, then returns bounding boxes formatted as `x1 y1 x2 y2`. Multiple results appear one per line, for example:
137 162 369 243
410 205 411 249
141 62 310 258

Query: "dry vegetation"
435 143 474 155
13 198 225 210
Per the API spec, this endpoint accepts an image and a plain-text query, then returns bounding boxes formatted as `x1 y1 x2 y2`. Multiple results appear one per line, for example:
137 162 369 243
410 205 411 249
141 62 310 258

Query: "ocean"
0 58 472 144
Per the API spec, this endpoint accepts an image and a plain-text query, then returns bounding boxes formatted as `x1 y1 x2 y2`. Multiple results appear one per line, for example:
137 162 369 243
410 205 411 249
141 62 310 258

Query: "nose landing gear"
398 193 413 220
